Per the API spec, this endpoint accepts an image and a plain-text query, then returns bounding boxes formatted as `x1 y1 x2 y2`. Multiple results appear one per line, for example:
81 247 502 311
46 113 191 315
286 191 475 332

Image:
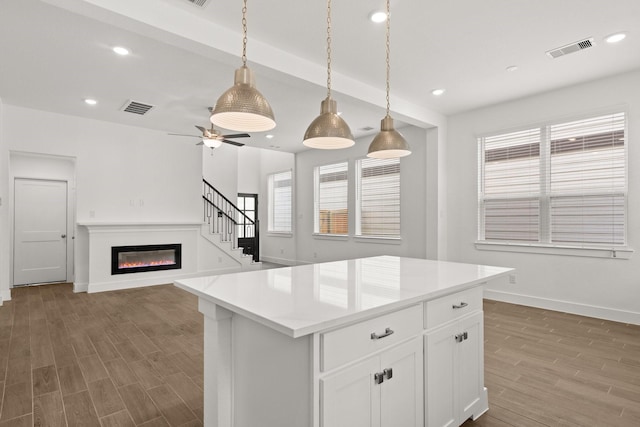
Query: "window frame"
355 156 401 240
477 110 632 259
313 161 349 237
267 169 293 235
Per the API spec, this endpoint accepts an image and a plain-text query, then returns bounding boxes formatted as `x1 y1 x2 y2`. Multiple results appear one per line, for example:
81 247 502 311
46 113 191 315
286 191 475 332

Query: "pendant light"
210 0 276 132
367 0 411 159
303 0 354 149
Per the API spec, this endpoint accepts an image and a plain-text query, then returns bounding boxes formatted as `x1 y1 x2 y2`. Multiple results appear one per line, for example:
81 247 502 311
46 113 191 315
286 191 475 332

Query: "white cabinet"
321 338 423 427
425 298 487 427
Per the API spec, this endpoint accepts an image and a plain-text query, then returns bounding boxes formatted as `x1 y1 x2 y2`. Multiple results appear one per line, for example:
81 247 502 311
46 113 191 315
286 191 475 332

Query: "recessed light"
506 65 519 72
84 98 98 105
112 46 130 56
431 89 445 96
605 32 626 43
369 11 387 23
266 134 274 139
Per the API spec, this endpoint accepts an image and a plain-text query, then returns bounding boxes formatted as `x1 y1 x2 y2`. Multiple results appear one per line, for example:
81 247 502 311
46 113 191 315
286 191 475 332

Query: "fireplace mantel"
76 222 203 293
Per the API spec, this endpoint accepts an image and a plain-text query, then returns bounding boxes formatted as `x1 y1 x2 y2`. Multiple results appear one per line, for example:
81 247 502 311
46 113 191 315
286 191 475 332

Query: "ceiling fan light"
303 97 354 149
202 138 223 148
210 66 276 132
367 116 411 159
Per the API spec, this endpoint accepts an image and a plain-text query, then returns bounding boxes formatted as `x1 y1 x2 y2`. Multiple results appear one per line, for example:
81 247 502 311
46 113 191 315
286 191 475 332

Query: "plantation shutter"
480 128 541 242
549 113 626 245
268 170 292 233
356 157 400 237
315 162 348 235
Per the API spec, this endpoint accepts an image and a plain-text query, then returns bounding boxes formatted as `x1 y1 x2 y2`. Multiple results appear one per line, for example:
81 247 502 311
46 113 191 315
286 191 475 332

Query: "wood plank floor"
0 283 638 426
0 283 204 427
463 300 640 427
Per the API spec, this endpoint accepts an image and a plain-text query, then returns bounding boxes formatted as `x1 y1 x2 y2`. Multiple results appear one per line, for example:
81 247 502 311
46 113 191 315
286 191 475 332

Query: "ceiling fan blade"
195 125 207 133
222 133 250 139
168 133 200 138
222 139 245 147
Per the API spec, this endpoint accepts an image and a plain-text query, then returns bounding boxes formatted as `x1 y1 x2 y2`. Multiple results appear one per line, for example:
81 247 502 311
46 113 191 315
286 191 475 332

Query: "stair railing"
202 179 259 262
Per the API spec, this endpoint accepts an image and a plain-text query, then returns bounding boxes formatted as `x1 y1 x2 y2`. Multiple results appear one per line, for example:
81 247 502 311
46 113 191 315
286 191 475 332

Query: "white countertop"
175 256 513 338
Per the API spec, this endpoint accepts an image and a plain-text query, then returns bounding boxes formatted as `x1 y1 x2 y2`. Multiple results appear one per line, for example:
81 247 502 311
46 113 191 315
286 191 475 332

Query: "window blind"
478 112 627 247
268 170 292 233
356 157 400 237
315 162 348 235
549 113 626 244
480 128 540 242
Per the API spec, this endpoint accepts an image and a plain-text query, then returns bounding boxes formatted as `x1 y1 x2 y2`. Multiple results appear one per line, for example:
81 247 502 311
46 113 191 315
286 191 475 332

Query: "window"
268 170 292 233
478 112 627 248
356 157 401 238
236 194 256 238
314 162 348 235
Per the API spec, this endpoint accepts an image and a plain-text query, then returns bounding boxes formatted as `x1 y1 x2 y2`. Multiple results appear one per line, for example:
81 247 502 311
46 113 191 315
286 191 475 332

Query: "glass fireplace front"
111 244 182 275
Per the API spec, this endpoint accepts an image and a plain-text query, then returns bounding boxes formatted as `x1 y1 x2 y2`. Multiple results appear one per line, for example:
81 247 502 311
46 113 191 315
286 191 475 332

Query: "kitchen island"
175 256 512 427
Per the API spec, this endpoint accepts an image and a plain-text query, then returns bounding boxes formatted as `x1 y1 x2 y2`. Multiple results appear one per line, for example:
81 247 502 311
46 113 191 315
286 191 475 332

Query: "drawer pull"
383 368 393 380
374 372 385 385
370 327 394 340
452 302 468 309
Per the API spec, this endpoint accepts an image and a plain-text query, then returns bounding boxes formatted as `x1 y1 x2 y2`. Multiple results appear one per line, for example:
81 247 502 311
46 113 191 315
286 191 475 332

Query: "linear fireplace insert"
111 244 182 275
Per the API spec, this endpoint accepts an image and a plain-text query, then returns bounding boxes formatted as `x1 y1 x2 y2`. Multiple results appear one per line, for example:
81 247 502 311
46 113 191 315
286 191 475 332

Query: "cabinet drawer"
320 304 423 372
424 286 483 329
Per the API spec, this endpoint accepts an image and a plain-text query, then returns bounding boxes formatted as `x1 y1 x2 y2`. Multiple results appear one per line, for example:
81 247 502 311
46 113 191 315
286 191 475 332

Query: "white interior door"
14 178 68 286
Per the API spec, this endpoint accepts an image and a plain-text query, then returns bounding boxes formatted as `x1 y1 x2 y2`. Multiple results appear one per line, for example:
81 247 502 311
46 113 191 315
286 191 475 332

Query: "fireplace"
111 244 182 275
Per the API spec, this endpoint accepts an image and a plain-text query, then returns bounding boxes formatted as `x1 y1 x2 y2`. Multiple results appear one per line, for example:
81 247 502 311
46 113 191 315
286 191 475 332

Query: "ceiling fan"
168 125 250 147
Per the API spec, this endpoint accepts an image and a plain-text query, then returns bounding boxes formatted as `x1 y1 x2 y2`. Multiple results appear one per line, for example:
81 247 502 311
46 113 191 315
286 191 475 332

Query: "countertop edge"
175 267 513 339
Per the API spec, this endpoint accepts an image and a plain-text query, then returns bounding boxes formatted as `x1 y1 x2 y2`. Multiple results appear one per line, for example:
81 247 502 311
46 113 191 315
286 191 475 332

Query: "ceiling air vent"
183 0 210 7
120 100 154 116
546 38 595 58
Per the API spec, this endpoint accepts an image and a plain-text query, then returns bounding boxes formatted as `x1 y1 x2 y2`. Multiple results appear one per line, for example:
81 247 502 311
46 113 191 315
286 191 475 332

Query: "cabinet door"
380 338 423 427
458 311 484 421
425 324 458 427
321 357 381 427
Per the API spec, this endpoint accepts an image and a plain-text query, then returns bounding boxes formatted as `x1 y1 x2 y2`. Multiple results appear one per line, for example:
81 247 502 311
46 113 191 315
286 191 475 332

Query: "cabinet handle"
370 327 394 340
383 368 393 380
374 372 385 385
452 302 468 309
455 332 469 343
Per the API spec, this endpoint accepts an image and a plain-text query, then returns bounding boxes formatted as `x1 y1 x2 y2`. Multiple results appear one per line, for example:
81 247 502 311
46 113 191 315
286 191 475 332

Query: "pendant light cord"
241 0 248 66
326 0 332 99
385 0 391 117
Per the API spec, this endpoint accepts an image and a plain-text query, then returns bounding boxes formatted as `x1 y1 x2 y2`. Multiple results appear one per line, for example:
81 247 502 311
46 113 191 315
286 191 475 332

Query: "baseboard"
0 289 10 303
86 267 242 294
484 289 640 325
73 282 89 293
260 255 298 266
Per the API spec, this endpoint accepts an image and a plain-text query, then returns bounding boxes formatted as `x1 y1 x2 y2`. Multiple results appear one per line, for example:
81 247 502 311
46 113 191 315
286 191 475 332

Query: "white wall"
202 143 238 203
446 70 640 324
237 146 261 194
0 98 6 303
0 105 203 297
295 125 428 264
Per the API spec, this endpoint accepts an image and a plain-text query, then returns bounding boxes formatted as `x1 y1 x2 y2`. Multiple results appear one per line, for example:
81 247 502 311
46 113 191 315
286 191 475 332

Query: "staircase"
201 179 260 269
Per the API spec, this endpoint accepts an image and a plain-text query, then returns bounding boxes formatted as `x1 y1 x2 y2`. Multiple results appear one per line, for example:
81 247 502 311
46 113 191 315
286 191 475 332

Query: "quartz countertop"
174 256 513 338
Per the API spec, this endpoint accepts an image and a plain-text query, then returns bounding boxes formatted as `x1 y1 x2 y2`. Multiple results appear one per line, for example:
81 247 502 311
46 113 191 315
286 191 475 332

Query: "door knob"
61 234 66 238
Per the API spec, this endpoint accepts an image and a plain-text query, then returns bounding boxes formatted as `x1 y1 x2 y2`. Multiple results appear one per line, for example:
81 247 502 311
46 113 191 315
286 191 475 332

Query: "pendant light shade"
209 0 275 132
303 97 354 149
210 66 275 132
303 0 354 149
367 116 410 158
367 0 411 159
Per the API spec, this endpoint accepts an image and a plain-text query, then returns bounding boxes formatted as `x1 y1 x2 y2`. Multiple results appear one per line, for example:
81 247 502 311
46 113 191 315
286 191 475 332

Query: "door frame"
9 152 76 289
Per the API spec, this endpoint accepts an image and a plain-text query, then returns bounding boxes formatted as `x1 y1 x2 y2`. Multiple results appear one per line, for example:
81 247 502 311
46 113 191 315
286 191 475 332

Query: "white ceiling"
1 0 639 153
